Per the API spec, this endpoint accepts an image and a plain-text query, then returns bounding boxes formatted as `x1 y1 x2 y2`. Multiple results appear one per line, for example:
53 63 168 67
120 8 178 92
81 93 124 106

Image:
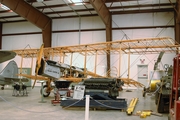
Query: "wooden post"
94 51 97 75
70 53 73 77
59 50 62 63
19 55 24 74
118 46 122 77
62 53 65 63
84 46 87 77
51 49 54 60
30 57 33 75
128 51 130 79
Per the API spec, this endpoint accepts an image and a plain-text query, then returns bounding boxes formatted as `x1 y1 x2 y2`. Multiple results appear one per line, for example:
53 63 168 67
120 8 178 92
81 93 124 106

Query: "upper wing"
0 51 16 63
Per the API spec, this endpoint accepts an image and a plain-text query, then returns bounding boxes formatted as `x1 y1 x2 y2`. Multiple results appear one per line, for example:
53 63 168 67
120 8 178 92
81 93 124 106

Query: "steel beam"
89 0 111 28
89 0 112 75
0 0 52 47
89 0 112 41
42 21 51 48
111 8 174 14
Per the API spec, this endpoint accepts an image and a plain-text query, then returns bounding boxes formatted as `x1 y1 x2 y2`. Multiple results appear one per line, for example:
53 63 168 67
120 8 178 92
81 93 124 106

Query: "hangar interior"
0 0 179 120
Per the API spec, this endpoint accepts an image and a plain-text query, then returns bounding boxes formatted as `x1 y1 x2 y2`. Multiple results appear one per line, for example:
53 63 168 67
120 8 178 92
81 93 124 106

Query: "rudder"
0 60 18 78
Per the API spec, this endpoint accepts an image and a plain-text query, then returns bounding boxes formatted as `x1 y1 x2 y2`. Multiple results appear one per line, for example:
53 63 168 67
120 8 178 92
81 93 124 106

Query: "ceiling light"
68 0 82 3
37 0 44 2
0 4 10 10
67 0 83 5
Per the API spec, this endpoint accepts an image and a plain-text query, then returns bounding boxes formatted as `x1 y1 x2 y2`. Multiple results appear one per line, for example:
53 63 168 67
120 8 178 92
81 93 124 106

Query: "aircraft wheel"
40 85 50 97
1 86 4 90
142 87 146 97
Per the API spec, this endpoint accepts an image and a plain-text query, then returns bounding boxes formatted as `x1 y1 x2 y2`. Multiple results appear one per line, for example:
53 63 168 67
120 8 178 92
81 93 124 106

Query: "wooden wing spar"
12 37 180 88
13 37 180 58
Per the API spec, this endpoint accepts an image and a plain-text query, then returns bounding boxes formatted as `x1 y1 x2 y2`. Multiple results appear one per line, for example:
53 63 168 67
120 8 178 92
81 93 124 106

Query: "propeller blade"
32 44 44 89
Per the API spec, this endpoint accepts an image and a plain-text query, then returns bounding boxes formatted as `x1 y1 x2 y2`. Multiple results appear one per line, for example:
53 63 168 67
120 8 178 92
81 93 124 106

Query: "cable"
131 54 159 80
156 17 174 37
120 54 144 77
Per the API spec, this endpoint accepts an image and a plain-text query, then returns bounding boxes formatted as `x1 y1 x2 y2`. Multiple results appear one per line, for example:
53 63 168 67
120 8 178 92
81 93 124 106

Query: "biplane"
12 37 180 97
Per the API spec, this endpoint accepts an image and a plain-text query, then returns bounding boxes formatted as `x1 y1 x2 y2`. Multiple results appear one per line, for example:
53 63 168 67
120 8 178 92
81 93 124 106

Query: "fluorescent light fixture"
0 4 10 10
74 3 83 5
37 0 44 2
67 0 83 5
68 0 82 3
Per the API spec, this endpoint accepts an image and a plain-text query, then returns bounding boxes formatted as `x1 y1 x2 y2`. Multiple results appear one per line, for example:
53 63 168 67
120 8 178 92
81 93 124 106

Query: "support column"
0 0 52 47
89 0 112 75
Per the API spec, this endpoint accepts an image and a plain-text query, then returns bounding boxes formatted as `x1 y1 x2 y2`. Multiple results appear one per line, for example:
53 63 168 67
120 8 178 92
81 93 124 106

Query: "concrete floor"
0 86 169 120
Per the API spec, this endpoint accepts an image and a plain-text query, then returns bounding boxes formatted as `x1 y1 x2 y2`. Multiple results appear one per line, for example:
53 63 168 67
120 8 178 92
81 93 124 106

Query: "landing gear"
12 83 28 96
1 86 4 90
40 85 50 97
143 87 148 97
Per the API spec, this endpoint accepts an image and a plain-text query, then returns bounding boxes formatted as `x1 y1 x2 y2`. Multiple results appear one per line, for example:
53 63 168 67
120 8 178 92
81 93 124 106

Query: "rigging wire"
119 54 144 77
156 16 174 37
131 54 159 80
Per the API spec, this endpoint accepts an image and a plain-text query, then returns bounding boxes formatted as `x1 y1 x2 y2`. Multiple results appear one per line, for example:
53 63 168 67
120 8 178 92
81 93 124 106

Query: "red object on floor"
169 54 180 120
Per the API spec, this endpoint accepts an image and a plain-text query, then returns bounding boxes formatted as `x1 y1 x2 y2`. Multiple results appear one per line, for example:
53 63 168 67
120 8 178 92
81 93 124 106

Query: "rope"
63 96 126 110
62 98 83 109
90 97 125 110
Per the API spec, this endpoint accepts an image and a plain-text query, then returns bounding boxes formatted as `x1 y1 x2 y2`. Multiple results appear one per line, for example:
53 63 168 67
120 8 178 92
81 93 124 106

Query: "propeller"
32 43 44 88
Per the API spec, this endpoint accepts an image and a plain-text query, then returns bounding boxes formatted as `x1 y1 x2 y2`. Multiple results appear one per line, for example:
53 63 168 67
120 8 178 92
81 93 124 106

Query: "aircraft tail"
0 60 18 78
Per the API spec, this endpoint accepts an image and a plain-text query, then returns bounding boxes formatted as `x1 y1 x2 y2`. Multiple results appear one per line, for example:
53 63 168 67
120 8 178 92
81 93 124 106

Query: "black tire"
1 86 4 90
157 93 164 113
40 85 50 97
155 83 160 105
155 92 159 105
143 87 146 97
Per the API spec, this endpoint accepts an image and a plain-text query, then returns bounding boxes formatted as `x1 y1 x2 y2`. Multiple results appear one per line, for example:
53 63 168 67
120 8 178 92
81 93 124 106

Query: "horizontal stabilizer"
0 60 18 78
17 74 49 80
0 51 16 63
4 77 29 82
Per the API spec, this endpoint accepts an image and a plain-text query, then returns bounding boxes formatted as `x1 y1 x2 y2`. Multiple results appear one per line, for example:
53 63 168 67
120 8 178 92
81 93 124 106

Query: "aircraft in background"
0 51 29 90
0 51 16 63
